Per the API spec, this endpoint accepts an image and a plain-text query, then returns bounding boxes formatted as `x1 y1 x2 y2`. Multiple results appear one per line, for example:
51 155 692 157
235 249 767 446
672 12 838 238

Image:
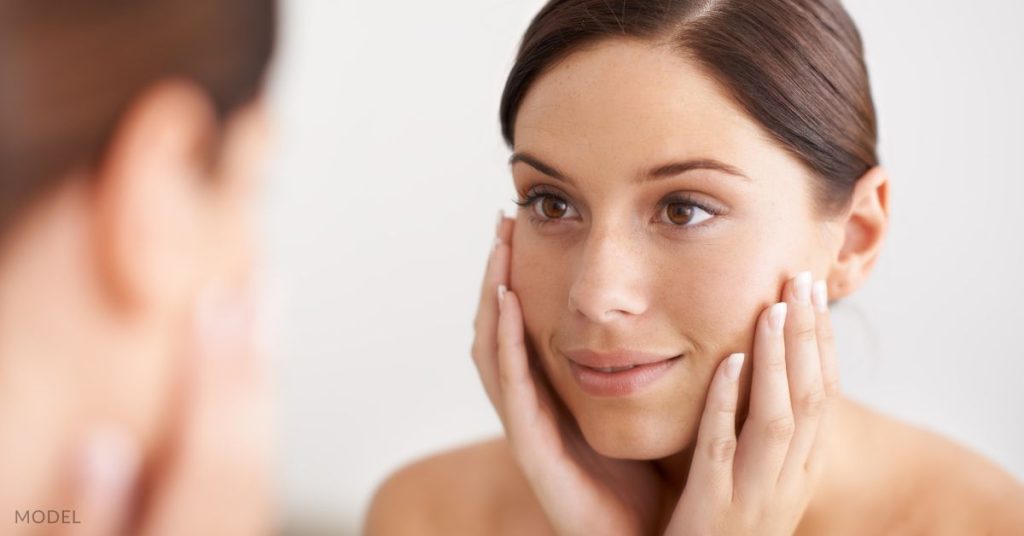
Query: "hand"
471 214 667 536
69 283 276 536
664 272 839 535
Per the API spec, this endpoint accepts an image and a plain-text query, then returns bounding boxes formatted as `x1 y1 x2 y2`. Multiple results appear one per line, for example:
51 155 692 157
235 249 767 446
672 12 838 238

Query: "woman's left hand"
664 272 839 536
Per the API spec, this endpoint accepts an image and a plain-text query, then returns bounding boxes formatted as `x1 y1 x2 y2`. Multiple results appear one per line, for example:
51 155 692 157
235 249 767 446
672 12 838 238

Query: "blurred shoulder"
363 436 553 536
918 429 1024 534
855 402 1024 534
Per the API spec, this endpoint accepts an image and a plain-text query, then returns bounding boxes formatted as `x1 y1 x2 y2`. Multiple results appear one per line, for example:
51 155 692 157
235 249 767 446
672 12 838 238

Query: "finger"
682 353 745 506
495 287 612 532
471 211 515 416
495 289 570 476
68 429 141 536
813 280 840 400
472 211 515 334
496 287 544 443
139 283 274 536
778 272 826 488
734 301 792 503
806 280 839 476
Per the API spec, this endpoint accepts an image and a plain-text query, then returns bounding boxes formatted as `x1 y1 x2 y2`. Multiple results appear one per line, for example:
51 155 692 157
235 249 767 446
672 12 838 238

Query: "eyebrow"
509 151 751 184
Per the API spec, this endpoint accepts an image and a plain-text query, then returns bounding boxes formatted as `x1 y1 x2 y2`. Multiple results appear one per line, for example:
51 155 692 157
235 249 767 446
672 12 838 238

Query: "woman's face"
509 39 840 459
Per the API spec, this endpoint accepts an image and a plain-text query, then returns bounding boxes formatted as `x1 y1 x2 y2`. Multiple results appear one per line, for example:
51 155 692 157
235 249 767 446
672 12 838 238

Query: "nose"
567 225 648 323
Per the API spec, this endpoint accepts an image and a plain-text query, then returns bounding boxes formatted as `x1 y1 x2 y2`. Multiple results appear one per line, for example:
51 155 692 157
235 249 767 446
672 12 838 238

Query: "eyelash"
514 186 723 230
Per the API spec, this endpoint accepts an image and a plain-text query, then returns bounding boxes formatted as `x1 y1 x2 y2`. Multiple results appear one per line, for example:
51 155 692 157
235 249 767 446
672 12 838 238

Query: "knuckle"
793 324 817 344
498 365 514 389
713 398 738 417
823 377 842 397
496 354 525 389
817 325 835 346
708 436 738 463
765 415 796 442
766 354 788 374
798 389 827 417
470 340 486 363
505 336 526 356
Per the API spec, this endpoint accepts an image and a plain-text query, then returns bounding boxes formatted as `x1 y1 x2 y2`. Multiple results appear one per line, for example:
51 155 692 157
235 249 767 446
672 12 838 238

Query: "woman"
367 0 1024 534
0 1 276 534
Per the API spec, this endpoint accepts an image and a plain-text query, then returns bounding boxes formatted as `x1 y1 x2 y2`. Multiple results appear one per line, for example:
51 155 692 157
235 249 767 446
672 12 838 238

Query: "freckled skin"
367 36 1024 536
509 38 837 459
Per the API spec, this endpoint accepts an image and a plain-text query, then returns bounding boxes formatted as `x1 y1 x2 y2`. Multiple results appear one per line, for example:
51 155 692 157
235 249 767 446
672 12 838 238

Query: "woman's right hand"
471 213 667 536
69 283 275 536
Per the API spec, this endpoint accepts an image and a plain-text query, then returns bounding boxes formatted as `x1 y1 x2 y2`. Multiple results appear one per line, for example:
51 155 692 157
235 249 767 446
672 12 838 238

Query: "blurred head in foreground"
0 0 276 532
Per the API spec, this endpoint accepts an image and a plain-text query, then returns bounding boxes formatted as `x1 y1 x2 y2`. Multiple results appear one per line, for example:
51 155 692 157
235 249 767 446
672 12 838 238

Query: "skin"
0 80 274 535
366 38 1024 535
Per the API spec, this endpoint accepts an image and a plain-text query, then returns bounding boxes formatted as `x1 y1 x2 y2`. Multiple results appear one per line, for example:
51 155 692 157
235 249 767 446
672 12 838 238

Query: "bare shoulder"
915 428 1024 534
853 402 1024 534
363 436 554 536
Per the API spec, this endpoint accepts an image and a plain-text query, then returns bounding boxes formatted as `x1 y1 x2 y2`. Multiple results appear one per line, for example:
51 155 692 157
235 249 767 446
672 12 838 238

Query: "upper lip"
562 348 681 368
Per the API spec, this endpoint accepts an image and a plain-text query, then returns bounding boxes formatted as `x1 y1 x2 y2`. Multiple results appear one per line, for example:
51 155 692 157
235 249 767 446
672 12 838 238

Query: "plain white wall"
262 1 1024 533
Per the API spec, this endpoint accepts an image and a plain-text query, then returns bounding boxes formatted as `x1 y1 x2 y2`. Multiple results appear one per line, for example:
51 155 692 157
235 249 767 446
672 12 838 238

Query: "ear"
92 79 219 316
826 166 890 300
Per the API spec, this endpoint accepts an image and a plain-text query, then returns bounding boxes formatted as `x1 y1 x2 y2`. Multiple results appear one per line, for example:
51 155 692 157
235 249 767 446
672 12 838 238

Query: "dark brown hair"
499 0 878 214
0 0 276 237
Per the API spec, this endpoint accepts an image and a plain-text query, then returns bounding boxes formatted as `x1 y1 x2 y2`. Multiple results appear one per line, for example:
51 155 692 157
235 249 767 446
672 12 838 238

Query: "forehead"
513 38 785 177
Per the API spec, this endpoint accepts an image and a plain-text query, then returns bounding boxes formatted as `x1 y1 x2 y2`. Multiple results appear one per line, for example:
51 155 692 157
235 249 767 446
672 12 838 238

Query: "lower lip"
567 356 681 397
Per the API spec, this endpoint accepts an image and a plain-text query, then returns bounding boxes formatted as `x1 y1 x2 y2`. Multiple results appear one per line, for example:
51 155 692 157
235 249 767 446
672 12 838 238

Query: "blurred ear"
826 166 890 300
93 80 218 315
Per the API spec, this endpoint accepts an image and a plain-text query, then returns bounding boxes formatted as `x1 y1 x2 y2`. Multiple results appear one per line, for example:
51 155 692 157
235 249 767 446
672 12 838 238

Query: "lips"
562 348 680 369
562 349 682 397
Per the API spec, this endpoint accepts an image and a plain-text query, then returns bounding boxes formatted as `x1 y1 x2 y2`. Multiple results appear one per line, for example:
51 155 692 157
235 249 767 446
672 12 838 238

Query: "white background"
262 1 1024 533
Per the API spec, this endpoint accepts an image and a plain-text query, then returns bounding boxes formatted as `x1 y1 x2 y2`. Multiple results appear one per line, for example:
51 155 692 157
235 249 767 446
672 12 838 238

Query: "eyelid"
659 194 721 215
655 193 725 229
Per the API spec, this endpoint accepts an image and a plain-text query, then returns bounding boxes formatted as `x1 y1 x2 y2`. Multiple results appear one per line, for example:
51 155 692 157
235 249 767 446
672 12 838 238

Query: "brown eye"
666 202 695 225
540 196 568 219
520 190 579 223
662 200 715 227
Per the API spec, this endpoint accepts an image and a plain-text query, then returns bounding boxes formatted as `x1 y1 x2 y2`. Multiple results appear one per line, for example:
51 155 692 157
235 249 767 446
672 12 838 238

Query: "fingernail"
812 280 829 313
497 284 507 307
769 302 787 332
79 428 140 499
492 236 502 254
793 271 812 304
495 209 505 236
724 353 745 381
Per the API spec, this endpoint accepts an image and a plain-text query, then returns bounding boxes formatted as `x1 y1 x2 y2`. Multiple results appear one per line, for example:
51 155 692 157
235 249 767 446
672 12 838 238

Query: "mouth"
562 350 683 397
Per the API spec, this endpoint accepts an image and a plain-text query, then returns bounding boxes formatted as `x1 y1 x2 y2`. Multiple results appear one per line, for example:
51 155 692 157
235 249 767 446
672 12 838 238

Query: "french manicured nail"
724 353 745 381
769 302 787 332
495 209 505 236
79 428 140 499
497 284 507 307
793 271 812 304
812 280 829 313
492 236 502 254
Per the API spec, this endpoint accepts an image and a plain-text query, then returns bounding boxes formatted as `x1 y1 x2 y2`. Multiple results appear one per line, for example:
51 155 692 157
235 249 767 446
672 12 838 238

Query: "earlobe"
92 79 219 315
826 166 890 300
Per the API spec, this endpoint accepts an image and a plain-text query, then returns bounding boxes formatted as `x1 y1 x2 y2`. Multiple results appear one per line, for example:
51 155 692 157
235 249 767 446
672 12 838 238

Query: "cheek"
654 234 793 356
509 225 570 346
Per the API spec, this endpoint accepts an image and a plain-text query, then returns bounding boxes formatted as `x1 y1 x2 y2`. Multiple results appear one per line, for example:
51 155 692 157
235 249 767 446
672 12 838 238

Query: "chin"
572 407 698 460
